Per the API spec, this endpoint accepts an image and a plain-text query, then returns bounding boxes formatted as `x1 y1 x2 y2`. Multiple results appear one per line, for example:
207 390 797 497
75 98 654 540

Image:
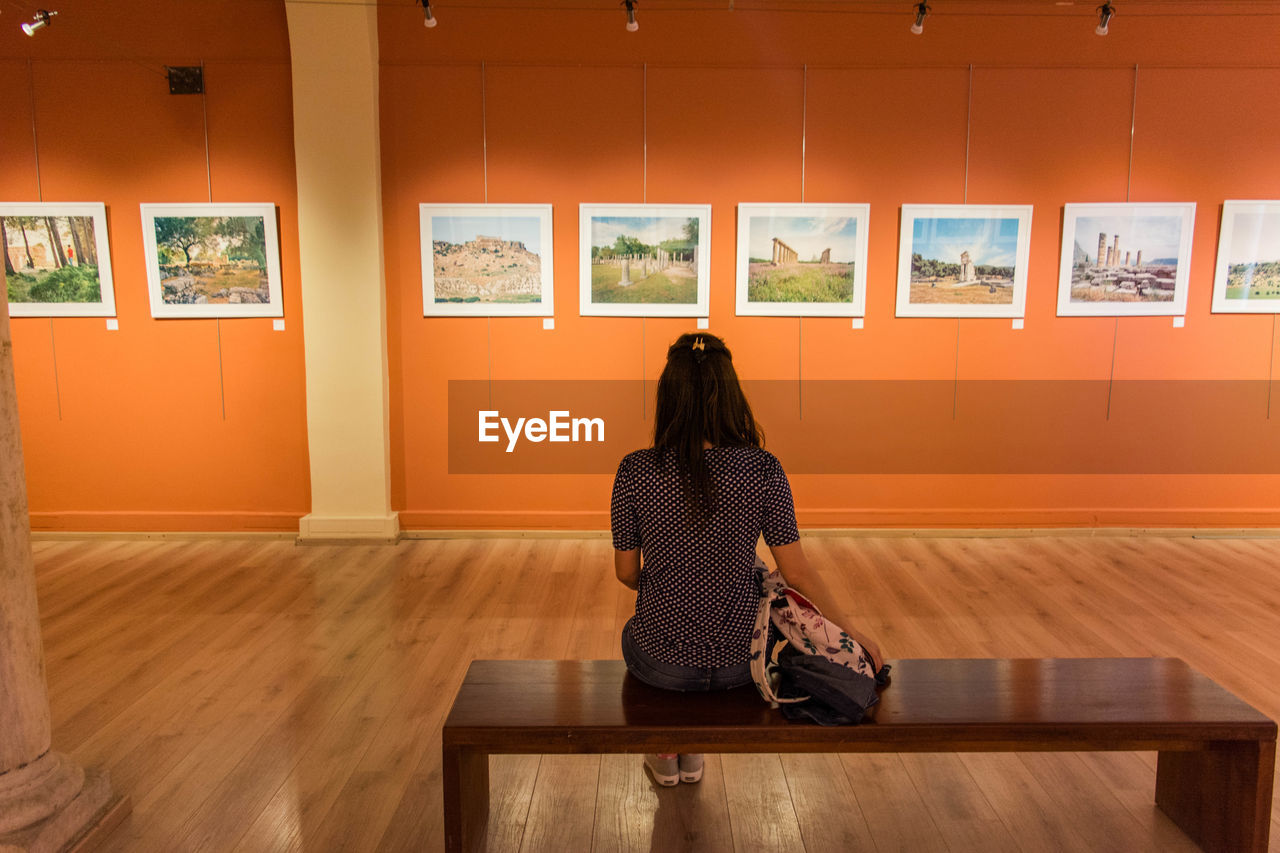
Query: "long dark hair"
653 332 763 523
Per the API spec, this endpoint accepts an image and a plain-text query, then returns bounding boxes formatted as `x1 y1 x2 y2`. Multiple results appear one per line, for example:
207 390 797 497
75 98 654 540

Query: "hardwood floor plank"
720 753 807 853
899 753 1019 852
517 755 601 853
838 753 949 852
780 753 876 852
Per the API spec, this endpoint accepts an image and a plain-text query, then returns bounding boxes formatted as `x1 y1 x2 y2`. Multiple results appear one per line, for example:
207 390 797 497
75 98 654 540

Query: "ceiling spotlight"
910 2 930 35
623 0 639 32
22 9 57 36
1095 2 1114 35
421 0 437 28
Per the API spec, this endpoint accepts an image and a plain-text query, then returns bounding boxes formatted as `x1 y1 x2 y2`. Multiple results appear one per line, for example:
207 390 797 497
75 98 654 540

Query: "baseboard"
297 512 400 543
29 511 303 533
399 507 1280 531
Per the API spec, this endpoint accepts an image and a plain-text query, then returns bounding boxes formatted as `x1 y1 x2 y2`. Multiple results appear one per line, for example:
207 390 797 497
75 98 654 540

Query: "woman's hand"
768 539 885 671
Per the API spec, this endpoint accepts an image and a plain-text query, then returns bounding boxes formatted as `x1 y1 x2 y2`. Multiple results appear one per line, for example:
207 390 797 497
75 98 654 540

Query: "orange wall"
379 4 1280 528
1 1 309 531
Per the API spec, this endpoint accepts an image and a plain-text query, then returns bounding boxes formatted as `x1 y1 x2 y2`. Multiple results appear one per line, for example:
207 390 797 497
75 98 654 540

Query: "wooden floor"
31 534 1280 852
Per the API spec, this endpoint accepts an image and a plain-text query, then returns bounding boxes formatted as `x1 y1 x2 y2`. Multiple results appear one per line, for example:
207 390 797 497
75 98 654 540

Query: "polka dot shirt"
610 446 800 668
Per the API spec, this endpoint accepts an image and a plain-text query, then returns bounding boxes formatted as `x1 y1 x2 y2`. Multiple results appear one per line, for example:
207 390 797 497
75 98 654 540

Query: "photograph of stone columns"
420 204 554 317
734 204 870 317
896 205 1033 318
1057 202 1195 317
1211 200 1280 314
579 204 710 317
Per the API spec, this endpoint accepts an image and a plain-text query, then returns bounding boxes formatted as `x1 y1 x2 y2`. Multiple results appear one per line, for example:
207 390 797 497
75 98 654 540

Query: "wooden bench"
442 658 1276 853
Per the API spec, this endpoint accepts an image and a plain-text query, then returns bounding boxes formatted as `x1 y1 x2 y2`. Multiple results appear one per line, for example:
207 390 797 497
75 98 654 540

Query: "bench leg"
1155 740 1274 853
442 745 490 853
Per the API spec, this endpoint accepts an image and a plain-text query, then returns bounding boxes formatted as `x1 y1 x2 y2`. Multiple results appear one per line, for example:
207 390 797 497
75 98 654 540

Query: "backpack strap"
750 561 808 708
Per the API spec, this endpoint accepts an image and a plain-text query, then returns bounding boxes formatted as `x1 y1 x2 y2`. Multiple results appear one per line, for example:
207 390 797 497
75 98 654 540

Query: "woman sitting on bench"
611 331 883 787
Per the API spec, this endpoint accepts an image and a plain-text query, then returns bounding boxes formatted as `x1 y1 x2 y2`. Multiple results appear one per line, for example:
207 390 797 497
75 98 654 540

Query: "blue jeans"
621 618 753 692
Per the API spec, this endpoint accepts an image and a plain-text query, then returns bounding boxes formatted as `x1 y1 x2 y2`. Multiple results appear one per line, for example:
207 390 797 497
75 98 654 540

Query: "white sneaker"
678 753 704 783
644 754 679 787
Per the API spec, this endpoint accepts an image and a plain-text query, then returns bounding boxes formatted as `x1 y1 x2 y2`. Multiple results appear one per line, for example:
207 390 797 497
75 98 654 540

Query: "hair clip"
691 337 706 352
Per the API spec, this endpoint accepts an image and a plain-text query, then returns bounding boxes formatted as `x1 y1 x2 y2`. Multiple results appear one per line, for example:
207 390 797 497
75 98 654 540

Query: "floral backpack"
749 562 885 716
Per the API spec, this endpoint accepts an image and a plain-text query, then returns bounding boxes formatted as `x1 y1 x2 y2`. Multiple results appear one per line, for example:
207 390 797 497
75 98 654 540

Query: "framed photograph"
896 204 1033 319
420 204 554 317
735 203 869 317
1212 200 1280 314
141 203 283 319
1057 202 1195 317
1 202 115 317
579 204 711 318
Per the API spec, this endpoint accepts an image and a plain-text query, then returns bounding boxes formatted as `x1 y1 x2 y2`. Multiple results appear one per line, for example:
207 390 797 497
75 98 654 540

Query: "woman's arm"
767 539 884 671
614 548 641 591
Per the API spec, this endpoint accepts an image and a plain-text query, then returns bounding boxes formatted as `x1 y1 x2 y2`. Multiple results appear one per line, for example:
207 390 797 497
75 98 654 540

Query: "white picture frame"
1 202 116 317
735 203 870 317
1057 202 1195 317
896 204 1033 319
1211 200 1280 314
141 203 283 319
420 204 555 317
579 203 711 318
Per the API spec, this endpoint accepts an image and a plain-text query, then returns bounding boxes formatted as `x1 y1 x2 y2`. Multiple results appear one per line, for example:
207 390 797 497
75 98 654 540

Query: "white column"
0 272 121 849
287 0 399 541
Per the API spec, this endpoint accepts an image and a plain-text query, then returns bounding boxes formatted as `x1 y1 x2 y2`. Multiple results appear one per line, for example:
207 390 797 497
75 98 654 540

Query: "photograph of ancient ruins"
421 205 553 317
1057 203 1194 317
1212 201 1280 313
734 204 869 317
142 204 283 318
896 206 1032 318
579 205 710 317
0 202 115 317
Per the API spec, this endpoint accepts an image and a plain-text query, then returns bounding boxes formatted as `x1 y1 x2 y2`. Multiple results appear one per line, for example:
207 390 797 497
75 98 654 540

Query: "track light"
421 0 437 28
21 9 57 36
623 0 638 32
910 2 930 35
1095 2 1114 35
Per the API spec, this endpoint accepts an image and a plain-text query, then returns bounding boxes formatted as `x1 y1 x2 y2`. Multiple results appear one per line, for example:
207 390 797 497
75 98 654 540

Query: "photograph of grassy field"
1058 203 1193 317
1213 202 1280 313
580 205 710 317
1 203 115 317
735 204 868 317
142 204 282 318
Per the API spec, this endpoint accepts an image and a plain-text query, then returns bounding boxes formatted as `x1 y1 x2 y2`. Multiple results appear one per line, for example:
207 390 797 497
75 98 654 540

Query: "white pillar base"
297 512 400 543
0 766 119 853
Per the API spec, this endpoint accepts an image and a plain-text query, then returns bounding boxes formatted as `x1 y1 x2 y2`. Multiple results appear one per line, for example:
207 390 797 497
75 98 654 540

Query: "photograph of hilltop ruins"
3 214 103 305
1223 209 1280 301
746 215 857 303
430 215 543 304
908 216 1019 305
1069 214 1183 303
153 215 270 305
589 215 700 304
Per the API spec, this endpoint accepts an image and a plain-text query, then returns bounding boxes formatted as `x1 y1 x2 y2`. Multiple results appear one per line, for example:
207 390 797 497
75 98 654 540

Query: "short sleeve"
760 454 800 548
610 456 640 551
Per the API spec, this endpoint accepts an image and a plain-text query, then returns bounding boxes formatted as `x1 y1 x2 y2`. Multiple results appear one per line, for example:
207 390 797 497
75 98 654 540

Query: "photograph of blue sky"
748 216 857 263
1228 211 1280 263
432 216 542 254
1076 215 1182 260
591 216 692 249
912 217 1020 267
